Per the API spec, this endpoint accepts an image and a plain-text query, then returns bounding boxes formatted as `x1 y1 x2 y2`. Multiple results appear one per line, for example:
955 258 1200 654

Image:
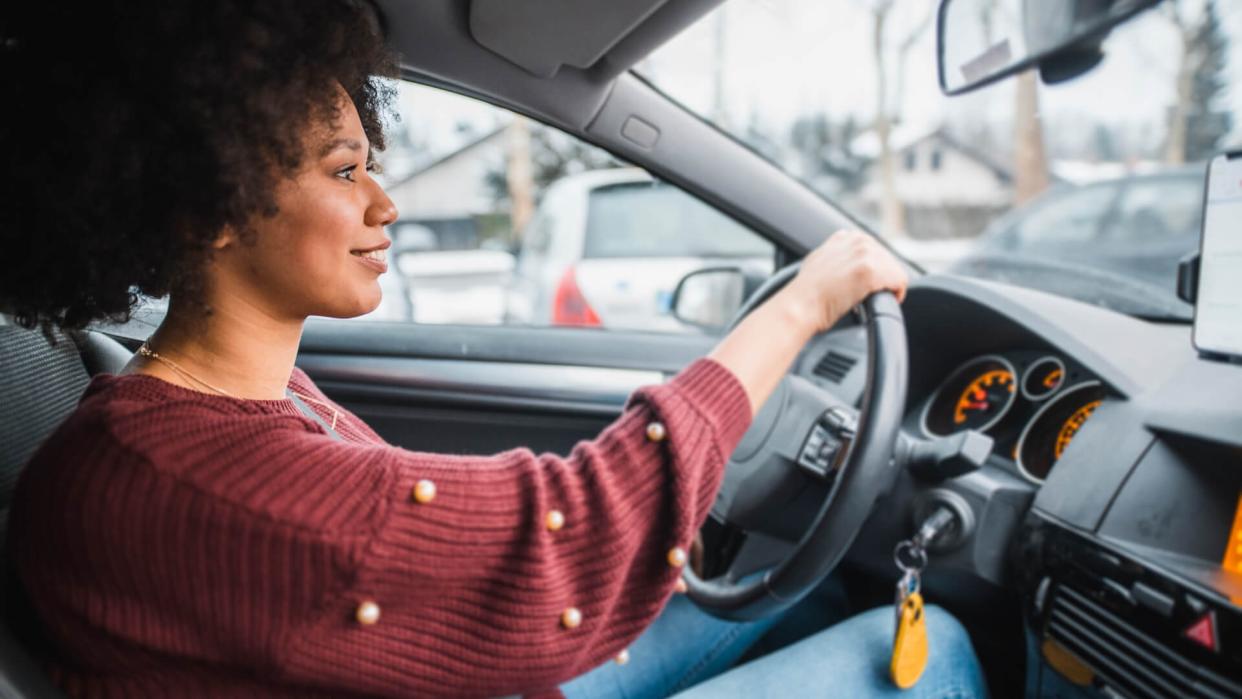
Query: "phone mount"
1179 160 1242 366
1176 252 1199 306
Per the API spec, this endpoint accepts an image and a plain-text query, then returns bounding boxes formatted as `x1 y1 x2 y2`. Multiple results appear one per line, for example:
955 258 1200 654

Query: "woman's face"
209 92 399 322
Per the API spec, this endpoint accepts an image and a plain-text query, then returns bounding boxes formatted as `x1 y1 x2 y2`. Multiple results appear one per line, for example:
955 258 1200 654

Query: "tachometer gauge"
922 355 1018 437
1016 381 1107 483
1021 356 1065 401
1054 399 1101 459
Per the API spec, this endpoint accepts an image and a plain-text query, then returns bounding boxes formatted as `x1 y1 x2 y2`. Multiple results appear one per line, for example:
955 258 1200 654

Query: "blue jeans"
562 592 988 698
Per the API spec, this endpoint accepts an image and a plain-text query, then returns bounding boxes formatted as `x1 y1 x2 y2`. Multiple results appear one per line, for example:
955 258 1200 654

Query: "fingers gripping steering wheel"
684 262 908 621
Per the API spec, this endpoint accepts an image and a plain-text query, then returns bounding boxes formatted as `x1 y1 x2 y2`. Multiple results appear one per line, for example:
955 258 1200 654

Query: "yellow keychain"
891 589 929 688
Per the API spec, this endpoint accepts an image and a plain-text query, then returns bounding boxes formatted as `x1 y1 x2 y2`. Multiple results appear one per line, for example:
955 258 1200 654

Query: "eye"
336 165 358 182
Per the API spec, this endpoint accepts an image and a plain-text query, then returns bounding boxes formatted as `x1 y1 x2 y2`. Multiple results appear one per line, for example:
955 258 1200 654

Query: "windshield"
637 0 1242 320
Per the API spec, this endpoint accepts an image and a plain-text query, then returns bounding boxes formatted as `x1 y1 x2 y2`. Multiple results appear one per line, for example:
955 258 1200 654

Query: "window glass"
583 183 775 259
1011 184 1116 247
360 81 775 332
1107 177 1204 243
637 0 1235 320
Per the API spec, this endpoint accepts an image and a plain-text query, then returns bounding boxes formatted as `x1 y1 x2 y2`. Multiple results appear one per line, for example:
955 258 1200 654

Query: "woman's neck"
123 294 305 401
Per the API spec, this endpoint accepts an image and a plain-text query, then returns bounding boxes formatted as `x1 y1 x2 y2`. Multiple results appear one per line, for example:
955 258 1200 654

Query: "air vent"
1047 585 1242 699
813 351 858 383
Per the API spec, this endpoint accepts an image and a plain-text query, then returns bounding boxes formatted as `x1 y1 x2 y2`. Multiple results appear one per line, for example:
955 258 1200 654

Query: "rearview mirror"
670 267 746 331
937 0 1161 95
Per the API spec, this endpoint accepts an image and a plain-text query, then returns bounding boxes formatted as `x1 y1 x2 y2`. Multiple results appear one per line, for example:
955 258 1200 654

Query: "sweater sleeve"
280 357 752 697
49 358 749 697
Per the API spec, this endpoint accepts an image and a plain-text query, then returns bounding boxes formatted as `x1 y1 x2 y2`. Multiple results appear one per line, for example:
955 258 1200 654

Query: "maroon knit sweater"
8 358 751 698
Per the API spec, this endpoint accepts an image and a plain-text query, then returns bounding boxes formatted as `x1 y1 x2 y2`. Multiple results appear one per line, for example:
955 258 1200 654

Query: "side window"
582 183 774 259
1011 184 1117 248
365 81 776 332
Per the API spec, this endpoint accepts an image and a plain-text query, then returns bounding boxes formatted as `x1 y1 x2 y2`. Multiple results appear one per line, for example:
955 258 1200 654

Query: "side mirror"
670 267 747 331
937 0 1161 95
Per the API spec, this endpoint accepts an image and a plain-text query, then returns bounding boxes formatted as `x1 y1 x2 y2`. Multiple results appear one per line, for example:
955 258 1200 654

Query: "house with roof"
853 126 1016 239
382 126 509 250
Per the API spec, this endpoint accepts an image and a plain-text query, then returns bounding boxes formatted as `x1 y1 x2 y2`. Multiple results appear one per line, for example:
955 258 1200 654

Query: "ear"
212 225 239 250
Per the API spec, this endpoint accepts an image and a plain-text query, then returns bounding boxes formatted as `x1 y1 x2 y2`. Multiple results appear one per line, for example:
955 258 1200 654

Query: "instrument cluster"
918 352 1107 483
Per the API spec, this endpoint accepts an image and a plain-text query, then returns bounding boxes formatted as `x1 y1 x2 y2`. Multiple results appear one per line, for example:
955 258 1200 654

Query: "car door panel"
297 318 717 455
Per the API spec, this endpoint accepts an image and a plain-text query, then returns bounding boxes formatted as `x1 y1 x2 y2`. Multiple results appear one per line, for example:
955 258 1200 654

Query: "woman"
0 2 987 697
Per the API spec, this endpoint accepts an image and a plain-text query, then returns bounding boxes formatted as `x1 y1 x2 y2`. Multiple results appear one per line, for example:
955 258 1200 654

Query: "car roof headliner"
469 0 718 80
373 0 719 128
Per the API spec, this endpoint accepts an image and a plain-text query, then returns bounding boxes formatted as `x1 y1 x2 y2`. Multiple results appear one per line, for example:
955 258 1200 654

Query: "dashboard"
797 274 1242 697
909 350 1102 486
913 350 1108 484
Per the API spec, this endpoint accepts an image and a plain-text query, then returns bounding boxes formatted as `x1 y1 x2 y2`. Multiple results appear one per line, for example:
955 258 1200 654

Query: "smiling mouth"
351 248 387 263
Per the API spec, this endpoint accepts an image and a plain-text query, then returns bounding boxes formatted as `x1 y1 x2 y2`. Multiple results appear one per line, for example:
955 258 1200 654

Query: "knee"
923 605 989 696
924 604 972 651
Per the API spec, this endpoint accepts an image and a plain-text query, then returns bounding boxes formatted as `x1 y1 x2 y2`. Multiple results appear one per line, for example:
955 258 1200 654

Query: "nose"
365 179 398 228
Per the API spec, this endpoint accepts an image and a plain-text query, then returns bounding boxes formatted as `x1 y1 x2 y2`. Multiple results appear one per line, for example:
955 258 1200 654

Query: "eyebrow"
319 138 364 157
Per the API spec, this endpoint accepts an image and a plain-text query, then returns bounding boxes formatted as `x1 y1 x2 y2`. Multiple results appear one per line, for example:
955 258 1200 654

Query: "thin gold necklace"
136 343 340 430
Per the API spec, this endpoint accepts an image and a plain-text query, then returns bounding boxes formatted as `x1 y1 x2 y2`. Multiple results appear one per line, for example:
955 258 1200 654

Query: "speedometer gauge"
1016 381 1107 483
921 355 1018 437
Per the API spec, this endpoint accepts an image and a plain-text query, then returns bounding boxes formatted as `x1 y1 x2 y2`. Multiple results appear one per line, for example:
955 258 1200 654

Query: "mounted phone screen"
1193 154 1242 358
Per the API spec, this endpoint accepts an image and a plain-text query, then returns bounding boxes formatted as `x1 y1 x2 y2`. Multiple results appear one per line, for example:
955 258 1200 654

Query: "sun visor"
469 0 723 80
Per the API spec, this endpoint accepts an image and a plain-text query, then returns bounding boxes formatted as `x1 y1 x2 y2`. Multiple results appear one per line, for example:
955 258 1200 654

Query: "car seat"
0 316 132 698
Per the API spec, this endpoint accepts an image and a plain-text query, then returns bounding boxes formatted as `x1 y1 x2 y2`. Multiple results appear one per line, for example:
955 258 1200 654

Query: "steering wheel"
684 263 908 621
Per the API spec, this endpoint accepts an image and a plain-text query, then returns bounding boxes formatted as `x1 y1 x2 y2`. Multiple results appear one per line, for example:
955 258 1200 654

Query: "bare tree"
1163 0 1231 164
1012 70 1050 204
865 0 935 237
1165 1 1198 164
976 0 1048 204
504 118 535 236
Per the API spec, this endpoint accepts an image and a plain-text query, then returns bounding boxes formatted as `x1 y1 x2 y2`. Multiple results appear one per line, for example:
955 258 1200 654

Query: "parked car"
504 168 775 332
954 168 1205 295
362 221 516 324
397 248 515 325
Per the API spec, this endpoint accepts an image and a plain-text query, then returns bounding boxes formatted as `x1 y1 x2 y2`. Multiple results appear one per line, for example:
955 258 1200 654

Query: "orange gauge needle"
1043 369 1063 389
963 401 989 411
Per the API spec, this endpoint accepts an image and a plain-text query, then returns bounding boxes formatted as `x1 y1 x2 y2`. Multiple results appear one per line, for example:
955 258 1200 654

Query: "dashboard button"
1101 578 1134 606
1185 594 1208 616
1183 611 1218 653
1131 582 1175 617
1084 548 1123 573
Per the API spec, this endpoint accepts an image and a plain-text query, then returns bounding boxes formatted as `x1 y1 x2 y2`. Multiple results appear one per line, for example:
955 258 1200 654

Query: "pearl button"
674 576 688 594
667 546 687 568
412 479 437 503
356 600 381 626
561 606 583 629
645 421 667 442
615 648 631 665
546 509 565 532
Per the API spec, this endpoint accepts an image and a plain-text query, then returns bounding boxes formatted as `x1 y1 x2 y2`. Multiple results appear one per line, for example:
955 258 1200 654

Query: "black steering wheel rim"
684 262 908 621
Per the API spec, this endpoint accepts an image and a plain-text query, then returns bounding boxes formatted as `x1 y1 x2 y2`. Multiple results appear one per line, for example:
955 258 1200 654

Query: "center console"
1016 412 1242 698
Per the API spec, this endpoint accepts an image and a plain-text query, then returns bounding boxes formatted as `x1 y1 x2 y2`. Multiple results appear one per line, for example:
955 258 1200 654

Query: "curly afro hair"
0 1 398 331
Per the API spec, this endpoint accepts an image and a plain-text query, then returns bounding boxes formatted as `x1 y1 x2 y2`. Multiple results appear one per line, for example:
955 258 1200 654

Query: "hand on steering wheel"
782 229 909 335
686 231 910 621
